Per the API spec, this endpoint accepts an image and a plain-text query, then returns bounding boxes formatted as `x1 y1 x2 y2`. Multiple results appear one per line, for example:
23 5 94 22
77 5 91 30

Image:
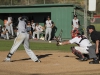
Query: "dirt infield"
0 50 100 75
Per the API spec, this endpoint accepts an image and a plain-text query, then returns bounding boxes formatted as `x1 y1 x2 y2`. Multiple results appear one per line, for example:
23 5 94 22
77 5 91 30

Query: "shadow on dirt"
11 54 53 62
38 54 52 59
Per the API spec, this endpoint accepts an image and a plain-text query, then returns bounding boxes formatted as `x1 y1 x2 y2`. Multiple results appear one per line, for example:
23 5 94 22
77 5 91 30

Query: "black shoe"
80 57 88 61
89 60 99 64
35 60 41 62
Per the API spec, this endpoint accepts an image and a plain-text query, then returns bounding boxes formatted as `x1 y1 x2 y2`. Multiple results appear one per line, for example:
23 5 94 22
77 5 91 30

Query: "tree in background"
96 0 100 14
0 0 11 5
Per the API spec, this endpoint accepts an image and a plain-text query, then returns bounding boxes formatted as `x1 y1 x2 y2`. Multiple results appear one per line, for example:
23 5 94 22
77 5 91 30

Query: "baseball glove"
55 37 60 46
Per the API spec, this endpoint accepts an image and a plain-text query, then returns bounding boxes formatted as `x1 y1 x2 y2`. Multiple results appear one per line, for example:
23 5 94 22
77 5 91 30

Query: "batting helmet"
20 16 28 21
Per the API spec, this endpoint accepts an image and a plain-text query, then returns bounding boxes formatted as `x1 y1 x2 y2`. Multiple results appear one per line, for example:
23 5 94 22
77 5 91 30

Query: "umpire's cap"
87 25 95 31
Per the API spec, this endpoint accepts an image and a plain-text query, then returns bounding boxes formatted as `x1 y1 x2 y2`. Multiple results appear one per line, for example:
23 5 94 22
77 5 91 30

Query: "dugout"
0 4 90 39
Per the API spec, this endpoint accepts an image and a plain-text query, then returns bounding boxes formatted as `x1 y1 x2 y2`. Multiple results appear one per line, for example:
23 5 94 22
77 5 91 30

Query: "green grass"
0 24 99 52
0 40 75 52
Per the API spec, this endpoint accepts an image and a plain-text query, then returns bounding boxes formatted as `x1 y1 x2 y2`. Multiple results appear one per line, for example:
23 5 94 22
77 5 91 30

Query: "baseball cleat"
35 60 41 62
79 57 88 61
3 58 11 62
49 41 51 43
89 60 99 64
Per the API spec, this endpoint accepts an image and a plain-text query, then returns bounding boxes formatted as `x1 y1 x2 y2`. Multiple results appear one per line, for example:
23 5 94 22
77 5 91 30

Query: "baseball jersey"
36 25 43 32
72 19 80 28
69 36 92 47
5 21 9 26
2 27 7 32
5 21 10 31
17 19 26 32
45 20 53 28
8 17 12 23
31 23 35 30
4 20 8 26
26 25 31 32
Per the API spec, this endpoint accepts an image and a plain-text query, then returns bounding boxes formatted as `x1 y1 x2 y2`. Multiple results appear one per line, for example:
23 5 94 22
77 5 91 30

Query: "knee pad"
71 47 83 58
70 46 76 53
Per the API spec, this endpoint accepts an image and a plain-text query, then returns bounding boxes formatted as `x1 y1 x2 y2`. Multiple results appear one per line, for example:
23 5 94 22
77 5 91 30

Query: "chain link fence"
0 0 85 6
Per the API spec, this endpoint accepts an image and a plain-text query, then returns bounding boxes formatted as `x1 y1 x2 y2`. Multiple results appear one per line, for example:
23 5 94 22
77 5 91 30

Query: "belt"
21 31 26 33
87 45 92 48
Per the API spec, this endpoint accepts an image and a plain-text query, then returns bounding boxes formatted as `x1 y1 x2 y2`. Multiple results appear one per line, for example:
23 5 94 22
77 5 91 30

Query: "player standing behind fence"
4 18 11 39
3 16 41 62
31 20 36 32
72 15 80 30
8 16 14 37
44 16 54 41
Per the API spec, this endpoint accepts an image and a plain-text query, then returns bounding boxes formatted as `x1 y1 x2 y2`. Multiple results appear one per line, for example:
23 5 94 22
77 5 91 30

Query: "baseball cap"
87 25 95 30
47 16 50 18
74 15 77 17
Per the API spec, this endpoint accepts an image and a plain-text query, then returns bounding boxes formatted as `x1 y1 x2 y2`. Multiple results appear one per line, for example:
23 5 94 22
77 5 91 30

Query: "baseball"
49 41 51 43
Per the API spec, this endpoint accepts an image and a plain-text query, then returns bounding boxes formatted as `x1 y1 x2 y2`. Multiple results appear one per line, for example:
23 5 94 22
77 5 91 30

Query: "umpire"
87 25 100 64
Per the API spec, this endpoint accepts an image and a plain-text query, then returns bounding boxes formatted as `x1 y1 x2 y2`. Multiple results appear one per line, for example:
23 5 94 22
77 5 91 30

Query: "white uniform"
5 21 11 34
33 25 43 39
31 23 35 31
5 18 39 62
8 17 14 36
69 36 92 54
45 20 53 41
1 27 9 39
72 19 79 30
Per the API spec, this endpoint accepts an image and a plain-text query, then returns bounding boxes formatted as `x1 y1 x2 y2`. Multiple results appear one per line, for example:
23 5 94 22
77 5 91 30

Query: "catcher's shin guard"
71 47 83 58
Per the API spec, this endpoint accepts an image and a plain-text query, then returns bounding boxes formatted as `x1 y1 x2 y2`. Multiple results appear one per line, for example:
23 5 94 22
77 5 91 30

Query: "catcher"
56 32 92 61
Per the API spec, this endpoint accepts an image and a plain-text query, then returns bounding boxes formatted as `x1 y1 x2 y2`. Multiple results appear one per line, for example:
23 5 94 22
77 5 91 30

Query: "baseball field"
0 39 100 75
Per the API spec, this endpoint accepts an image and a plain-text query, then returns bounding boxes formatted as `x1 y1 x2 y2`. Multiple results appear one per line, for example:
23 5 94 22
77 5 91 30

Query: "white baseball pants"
33 31 42 39
45 28 52 41
9 32 38 61
10 23 14 36
75 46 89 54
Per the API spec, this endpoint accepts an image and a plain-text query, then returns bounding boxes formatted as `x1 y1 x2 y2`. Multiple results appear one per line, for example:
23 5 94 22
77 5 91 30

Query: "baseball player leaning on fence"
3 16 41 62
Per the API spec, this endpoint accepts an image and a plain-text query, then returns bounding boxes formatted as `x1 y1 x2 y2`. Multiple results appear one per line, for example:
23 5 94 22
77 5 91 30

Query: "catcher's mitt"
55 37 60 46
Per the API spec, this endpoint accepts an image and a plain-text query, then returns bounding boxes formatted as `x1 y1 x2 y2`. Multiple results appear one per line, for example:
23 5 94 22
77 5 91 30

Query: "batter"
3 16 40 62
